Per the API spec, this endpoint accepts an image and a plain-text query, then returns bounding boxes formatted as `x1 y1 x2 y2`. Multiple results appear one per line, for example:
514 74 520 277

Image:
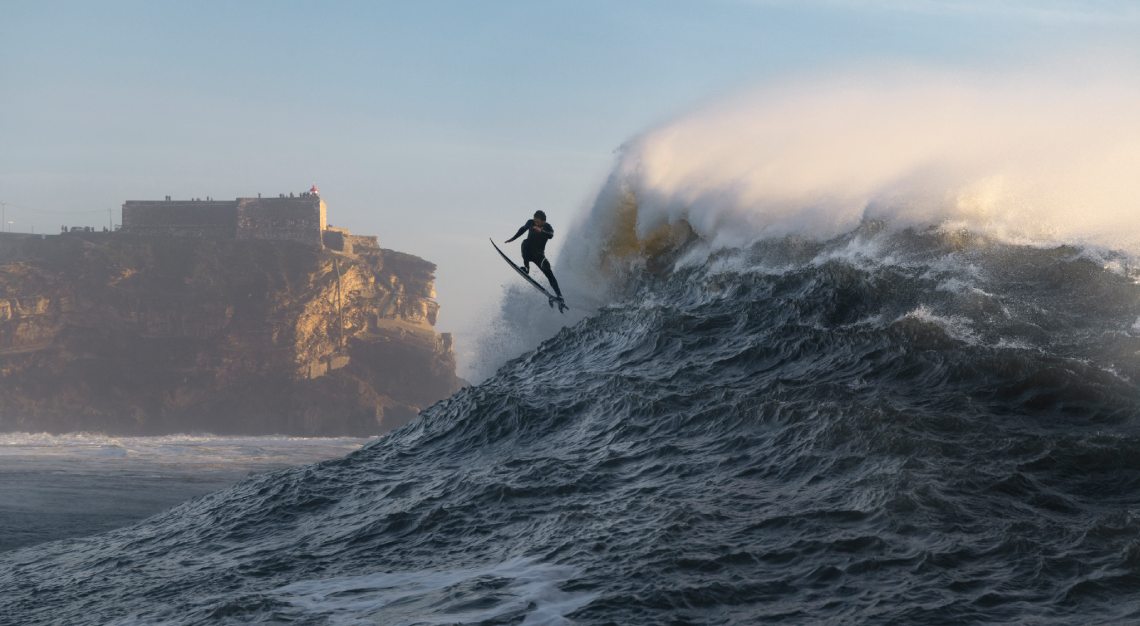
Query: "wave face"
2 223 1139 624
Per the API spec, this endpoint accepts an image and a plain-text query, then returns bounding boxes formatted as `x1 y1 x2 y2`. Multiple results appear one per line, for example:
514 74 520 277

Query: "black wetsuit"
506 219 562 298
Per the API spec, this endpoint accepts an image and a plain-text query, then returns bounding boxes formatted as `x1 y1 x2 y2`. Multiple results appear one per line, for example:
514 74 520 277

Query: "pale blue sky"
2 1 1137 372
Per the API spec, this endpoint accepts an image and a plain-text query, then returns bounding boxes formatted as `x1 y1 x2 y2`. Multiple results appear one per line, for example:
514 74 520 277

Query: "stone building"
321 226 381 255
122 190 327 246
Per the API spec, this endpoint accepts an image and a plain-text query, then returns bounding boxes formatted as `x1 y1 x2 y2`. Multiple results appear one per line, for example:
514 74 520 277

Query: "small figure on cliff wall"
505 210 563 300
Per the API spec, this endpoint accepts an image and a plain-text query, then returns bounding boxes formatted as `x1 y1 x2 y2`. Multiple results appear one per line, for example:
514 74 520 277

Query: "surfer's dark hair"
534 210 547 220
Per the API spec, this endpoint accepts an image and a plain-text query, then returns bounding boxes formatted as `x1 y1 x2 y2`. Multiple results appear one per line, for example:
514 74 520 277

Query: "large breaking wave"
475 68 1140 380
3 71 1140 624
572 67 1140 260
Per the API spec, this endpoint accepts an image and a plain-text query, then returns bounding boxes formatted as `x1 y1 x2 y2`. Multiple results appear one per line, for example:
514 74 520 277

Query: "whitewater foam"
898 304 982 345
934 277 994 298
270 557 595 625
562 67 1140 281
0 432 371 465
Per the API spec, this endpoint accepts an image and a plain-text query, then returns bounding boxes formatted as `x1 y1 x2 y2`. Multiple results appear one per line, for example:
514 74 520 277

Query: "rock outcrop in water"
0 231 463 435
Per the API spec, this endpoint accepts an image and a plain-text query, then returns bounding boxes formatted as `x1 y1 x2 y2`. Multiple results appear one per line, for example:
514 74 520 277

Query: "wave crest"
567 67 1140 279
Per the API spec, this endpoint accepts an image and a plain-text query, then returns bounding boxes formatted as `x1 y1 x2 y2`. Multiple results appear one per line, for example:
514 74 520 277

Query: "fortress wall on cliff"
323 229 378 256
346 234 379 251
122 195 327 246
236 197 325 246
122 201 238 239
322 228 349 253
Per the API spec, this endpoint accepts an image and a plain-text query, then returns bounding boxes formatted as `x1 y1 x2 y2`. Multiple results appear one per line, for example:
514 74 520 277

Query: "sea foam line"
270 557 596 625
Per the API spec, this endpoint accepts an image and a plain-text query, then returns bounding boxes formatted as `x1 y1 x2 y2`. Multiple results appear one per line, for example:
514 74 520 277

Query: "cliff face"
0 232 463 435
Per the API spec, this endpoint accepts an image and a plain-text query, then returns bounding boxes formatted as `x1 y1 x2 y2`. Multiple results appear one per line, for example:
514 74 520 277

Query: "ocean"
2 224 1138 624
4 72 1140 624
0 434 370 552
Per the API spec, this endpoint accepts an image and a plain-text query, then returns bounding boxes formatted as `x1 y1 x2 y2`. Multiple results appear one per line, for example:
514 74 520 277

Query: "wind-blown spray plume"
566 68 1140 274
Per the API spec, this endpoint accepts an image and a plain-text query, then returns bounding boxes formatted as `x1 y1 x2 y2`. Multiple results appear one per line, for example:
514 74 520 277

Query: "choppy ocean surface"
7 74 1140 624
1 224 1138 624
0 434 370 552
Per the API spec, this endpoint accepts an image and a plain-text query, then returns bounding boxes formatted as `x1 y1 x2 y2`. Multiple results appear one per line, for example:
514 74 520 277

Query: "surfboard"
490 238 568 314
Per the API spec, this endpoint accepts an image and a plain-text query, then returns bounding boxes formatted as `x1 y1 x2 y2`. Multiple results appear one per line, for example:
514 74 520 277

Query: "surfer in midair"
505 210 563 300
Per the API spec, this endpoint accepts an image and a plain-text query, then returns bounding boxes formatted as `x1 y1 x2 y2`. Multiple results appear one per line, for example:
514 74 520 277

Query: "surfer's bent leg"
520 241 532 272
539 258 563 298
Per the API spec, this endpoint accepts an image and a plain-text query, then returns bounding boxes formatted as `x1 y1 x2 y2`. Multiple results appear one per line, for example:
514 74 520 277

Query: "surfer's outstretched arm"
505 220 533 243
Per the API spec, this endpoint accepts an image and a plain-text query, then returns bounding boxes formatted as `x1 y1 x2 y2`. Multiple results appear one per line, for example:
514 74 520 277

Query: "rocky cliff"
0 232 463 435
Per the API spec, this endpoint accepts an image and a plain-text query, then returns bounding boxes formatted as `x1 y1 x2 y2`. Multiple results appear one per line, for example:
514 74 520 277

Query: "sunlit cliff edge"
0 226 463 436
